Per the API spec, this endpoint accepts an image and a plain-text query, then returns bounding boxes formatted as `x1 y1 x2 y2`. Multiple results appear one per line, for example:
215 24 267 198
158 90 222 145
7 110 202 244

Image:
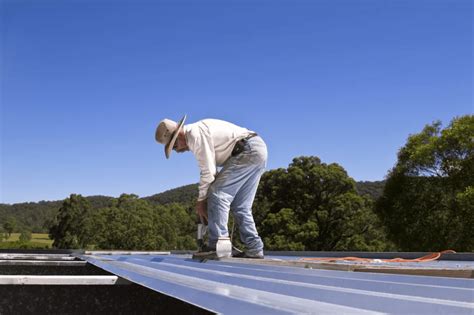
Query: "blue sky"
1 0 472 204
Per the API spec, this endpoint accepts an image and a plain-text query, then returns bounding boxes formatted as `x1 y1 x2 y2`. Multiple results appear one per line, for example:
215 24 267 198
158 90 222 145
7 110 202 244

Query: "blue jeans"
207 136 267 254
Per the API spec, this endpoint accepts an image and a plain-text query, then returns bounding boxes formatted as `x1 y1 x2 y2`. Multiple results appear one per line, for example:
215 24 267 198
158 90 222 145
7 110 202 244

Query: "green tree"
19 230 32 243
89 195 197 251
355 181 385 200
93 194 161 250
376 115 474 251
168 203 197 250
49 194 93 249
254 156 389 251
3 217 17 238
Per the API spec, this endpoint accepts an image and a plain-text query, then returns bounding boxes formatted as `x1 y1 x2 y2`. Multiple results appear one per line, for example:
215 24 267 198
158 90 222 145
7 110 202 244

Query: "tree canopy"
49 194 93 249
91 194 195 250
376 115 474 251
254 156 390 251
47 194 197 250
3 217 17 238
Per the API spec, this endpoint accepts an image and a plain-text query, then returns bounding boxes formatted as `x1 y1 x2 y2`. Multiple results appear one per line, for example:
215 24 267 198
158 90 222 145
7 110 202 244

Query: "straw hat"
155 115 187 159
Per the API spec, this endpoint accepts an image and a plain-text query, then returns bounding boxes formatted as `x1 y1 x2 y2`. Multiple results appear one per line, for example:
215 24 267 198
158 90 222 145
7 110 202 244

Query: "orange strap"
299 250 456 263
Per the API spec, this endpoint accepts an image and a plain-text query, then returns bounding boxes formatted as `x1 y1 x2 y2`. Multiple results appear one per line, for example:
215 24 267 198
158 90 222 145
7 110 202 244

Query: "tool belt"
231 133 258 156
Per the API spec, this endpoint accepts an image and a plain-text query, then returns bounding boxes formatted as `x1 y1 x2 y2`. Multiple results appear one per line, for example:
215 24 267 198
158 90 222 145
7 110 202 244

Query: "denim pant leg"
207 136 267 249
231 165 265 253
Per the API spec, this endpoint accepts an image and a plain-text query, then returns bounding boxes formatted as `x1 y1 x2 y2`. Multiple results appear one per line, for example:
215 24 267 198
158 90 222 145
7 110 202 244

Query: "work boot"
233 250 264 259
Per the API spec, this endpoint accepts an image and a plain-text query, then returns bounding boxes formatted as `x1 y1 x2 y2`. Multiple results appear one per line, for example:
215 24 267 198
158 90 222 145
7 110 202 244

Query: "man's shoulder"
185 118 220 127
201 119 242 128
201 118 228 124
184 120 213 139
186 119 249 135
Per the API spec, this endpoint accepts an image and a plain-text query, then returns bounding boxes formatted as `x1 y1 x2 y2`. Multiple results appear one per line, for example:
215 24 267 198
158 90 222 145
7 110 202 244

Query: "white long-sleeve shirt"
184 119 255 201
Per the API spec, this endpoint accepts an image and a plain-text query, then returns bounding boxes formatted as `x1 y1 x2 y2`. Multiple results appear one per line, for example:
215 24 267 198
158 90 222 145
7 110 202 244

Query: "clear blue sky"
1 0 472 204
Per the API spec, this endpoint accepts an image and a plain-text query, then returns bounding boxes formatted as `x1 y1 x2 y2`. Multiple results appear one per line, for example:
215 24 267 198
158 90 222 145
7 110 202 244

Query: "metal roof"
81 253 474 314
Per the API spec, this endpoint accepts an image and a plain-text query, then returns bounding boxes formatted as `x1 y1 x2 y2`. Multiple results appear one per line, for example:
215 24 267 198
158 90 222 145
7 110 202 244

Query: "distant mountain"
0 200 62 233
144 184 198 205
0 195 115 234
0 181 385 233
144 181 386 204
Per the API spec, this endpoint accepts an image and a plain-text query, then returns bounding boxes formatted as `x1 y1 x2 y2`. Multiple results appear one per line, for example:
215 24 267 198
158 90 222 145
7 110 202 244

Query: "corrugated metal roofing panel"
82 254 474 314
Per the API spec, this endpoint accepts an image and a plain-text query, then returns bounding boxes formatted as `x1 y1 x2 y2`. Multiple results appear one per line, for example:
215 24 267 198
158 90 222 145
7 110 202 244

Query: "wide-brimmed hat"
155 114 187 159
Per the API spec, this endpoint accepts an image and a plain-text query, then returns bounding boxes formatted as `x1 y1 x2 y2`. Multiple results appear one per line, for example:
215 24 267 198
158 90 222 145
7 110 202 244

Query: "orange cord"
299 250 456 263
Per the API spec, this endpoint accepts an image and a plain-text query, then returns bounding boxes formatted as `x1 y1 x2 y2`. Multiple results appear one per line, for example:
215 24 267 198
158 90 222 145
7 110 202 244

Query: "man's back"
185 118 255 166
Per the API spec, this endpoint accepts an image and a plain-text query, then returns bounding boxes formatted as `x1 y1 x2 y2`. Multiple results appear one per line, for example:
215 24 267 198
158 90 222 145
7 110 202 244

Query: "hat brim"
165 114 187 159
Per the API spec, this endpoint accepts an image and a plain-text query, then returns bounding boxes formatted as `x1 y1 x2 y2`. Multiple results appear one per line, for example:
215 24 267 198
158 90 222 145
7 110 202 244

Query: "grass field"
1 233 53 249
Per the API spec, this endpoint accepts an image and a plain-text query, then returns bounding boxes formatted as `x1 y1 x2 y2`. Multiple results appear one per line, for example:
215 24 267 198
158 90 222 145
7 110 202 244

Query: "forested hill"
0 196 115 233
355 181 386 200
0 181 384 233
145 181 386 204
144 184 199 205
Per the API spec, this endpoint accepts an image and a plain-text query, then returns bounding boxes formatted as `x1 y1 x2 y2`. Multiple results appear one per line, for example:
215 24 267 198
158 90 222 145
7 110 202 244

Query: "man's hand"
196 199 208 224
